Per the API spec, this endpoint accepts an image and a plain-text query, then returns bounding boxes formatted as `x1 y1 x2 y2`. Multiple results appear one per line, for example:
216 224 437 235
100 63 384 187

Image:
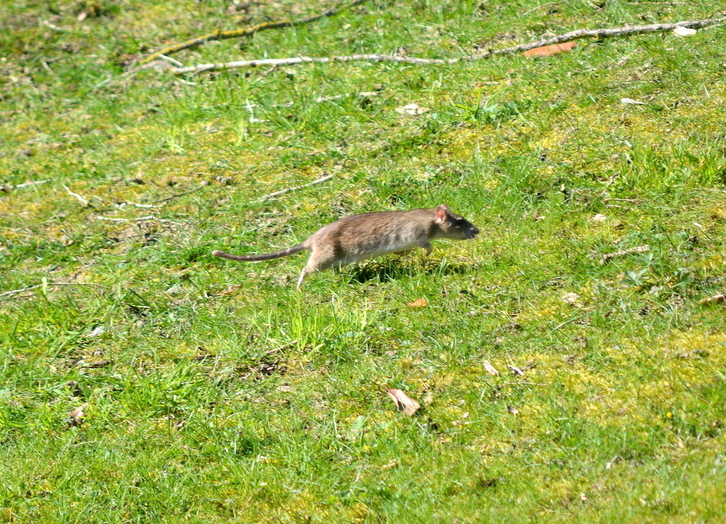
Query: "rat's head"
434 204 479 240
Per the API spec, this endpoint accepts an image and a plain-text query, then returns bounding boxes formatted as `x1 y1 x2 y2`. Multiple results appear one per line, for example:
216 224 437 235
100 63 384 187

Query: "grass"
1 0 726 522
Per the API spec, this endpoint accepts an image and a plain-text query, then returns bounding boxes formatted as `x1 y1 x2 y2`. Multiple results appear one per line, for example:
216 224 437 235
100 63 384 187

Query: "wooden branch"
472 16 726 58
172 54 457 75
139 0 370 65
255 174 333 202
166 16 726 75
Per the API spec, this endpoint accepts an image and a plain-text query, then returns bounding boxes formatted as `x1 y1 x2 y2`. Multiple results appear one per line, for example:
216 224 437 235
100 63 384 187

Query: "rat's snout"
467 225 480 239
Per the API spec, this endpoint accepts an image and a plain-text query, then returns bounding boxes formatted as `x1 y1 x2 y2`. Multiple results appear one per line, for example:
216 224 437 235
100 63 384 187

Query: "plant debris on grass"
1 0 725 522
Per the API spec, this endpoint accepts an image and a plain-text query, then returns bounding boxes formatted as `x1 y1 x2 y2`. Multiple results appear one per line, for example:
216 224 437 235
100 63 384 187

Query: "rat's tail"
212 243 307 262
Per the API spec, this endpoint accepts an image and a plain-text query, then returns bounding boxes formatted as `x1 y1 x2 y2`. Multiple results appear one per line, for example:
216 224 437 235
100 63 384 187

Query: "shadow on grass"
345 257 478 284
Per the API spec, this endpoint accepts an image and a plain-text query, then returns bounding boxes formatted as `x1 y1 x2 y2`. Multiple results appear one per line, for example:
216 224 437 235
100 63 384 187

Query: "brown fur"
212 204 479 288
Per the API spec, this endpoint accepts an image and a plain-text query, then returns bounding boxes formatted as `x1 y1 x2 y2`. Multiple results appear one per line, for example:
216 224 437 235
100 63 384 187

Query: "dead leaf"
523 41 576 58
68 405 86 426
507 405 520 415
386 388 421 416
395 103 430 115
483 360 499 376
562 292 579 304
673 27 697 37
699 294 725 305
406 297 428 308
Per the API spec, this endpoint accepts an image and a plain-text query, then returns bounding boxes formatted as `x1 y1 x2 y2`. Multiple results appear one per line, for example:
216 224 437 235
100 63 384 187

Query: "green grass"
2 0 726 522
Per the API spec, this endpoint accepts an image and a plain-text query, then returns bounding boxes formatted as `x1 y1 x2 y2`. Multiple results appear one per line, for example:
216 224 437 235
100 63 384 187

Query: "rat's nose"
469 226 479 238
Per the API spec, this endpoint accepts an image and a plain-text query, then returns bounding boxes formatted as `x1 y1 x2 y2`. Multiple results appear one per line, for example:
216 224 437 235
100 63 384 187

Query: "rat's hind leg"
296 268 309 290
296 247 337 289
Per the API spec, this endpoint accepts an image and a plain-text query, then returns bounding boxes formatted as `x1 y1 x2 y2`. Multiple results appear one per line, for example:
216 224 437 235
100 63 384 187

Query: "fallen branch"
171 54 457 75
166 16 726 75
139 0 370 65
471 17 726 58
255 173 333 202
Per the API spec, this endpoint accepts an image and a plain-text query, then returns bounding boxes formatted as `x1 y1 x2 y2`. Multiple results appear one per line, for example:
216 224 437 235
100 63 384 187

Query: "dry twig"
1 180 49 192
63 184 90 206
152 182 209 204
165 16 726 75
602 245 650 262
139 0 370 65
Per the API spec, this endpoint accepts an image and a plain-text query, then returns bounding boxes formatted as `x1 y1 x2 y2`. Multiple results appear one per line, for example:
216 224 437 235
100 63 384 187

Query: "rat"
212 204 479 288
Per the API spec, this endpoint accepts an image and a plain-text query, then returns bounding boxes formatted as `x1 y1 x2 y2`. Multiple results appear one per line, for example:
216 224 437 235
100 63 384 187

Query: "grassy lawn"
1 0 725 521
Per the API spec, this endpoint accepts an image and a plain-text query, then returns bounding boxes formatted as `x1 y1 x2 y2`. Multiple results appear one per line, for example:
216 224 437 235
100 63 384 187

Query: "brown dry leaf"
406 297 428 308
523 41 576 57
699 294 725 305
386 388 421 416
483 360 499 376
507 405 520 415
68 405 86 426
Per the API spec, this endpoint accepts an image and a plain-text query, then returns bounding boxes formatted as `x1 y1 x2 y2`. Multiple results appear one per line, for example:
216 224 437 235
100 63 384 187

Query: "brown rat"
212 204 479 288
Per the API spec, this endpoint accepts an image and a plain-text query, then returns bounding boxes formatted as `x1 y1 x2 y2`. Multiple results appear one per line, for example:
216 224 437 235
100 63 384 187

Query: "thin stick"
602 245 650 262
471 16 726 58
172 54 457 75
151 182 208 204
168 16 726 75
1 180 49 191
0 282 102 300
266 340 299 354
254 174 333 202
96 215 156 222
139 0 370 65
63 184 90 206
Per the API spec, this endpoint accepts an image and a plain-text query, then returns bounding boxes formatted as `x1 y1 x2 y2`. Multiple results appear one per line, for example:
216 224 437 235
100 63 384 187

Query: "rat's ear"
434 204 449 223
